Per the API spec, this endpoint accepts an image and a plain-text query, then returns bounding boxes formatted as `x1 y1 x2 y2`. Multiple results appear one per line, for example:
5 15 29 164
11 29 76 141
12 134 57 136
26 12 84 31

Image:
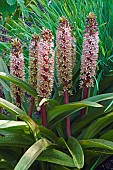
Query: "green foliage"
0 0 17 19
1 79 113 169
0 72 36 97
14 138 50 170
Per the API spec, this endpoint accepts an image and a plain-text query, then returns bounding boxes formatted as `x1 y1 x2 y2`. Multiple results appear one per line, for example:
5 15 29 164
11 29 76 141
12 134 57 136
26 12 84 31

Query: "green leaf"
0 146 22 161
0 79 10 92
0 0 17 19
0 97 26 115
0 113 10 120
6 0 17 6
72 93 113 136
0 120 57 143
18 114 40 141
100 129 113 141
17 0 28 18
82 112 113 139
47 101 102 128
39 126 58 143
80 139 113 152
0 42 11 50
0 72 36 97
84 93 113 103
0 58 12 102
38 147 75 167
67 137 84 169
14 138 50 170
58 137 84 169
104 100 113 113
0 131 33 147
0 160 13 170
0 58 9 75
0 98 40 141
0 120 27 129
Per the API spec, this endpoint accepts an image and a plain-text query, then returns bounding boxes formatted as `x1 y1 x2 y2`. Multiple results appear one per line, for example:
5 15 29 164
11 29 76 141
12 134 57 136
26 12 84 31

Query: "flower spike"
37 29 54 127
29 32 39 89
37 29 54 101
80 12 99 117
56 17 74 94
56 17 76 137
10 38 24 107
80 12 99 88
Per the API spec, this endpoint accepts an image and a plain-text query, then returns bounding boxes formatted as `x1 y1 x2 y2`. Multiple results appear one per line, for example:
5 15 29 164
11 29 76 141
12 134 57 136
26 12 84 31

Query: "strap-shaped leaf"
0 120 26 129
67 137 84 169
0 120 58 143
82 112 113 139
0 131 33 147
0 97 25 115
57 137 84 169
47 101 102 128
0 72 36 97
39 126 58 143
100 129 113 141
0 98 40 141
14 138 50 170
18 114 40 141
0 59 12 102
0 160 13 170
72 93 113 136
80 139 113 152
37 148 75 167
84 93 113 102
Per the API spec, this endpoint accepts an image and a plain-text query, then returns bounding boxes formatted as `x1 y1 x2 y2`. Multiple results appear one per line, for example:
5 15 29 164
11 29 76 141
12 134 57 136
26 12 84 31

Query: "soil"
96 156 113 170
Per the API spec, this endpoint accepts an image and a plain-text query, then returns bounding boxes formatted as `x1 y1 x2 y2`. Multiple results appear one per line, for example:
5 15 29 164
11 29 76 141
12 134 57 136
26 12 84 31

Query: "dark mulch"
96 156 113 170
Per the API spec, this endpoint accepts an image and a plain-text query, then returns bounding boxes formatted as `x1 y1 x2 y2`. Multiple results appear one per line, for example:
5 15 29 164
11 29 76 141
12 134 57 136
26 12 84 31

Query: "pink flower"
80 12 99 88
29 33 39 90
37 29 54 102
56 17 75 94
10 38 24 106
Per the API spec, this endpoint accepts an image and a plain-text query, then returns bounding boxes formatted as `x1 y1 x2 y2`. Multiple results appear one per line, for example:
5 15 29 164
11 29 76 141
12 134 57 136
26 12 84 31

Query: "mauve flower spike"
29 32 39 90
56 17 76 137
36 29 54 127
10 38 24 107
37 29 54 101
56 16 74 95
28 33 39 117
80 12 99 89
80 12 99 117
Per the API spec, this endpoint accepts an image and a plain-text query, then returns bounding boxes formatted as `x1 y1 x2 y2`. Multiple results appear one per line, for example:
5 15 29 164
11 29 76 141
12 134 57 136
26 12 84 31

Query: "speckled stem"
41 104 47 127
80 85 89 117
28 96 34 117
64 90 71 137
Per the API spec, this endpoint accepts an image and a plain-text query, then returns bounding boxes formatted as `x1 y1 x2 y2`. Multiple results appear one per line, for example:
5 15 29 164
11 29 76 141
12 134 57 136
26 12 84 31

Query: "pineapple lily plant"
0 12 113 170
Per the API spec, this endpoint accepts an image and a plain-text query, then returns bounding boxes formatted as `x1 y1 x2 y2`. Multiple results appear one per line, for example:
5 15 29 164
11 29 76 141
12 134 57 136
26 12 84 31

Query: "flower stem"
28 96 34 117
41 104 47 127
80 85 89 117
64 90 71 137
16 93 21 121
